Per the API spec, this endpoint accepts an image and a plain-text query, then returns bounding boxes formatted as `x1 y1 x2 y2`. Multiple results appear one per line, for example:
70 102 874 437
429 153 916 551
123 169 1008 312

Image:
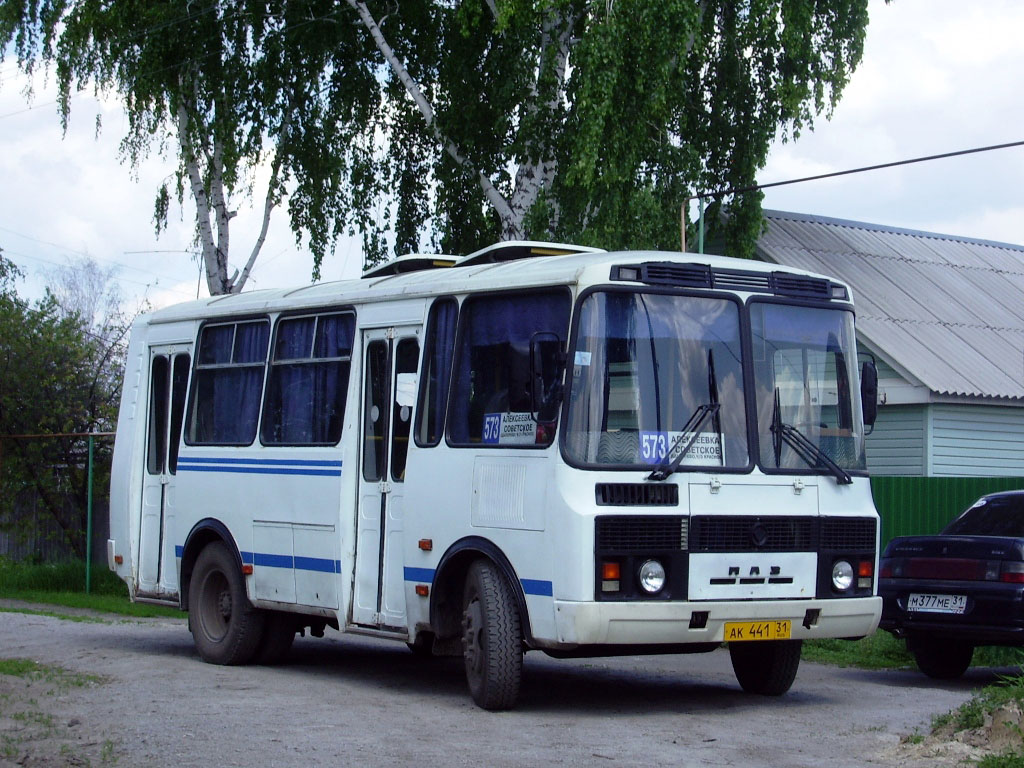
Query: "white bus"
108 241 881 710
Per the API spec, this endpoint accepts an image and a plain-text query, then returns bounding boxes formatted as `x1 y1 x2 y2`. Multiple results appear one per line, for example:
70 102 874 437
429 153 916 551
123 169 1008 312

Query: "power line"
688 139 1024 202
0 224 197 287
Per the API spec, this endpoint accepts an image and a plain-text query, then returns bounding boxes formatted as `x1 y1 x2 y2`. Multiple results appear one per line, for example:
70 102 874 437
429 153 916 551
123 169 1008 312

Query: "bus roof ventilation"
362 254 458 279
614 262 833 299
458 240 605 267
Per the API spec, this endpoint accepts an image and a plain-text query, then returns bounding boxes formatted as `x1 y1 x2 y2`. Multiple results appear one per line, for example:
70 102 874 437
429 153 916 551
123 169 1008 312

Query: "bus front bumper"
547 596 882 648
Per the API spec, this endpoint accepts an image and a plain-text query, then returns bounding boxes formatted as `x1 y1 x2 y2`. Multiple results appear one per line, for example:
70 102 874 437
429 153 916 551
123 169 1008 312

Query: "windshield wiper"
770 387 852 484
647 402 721 482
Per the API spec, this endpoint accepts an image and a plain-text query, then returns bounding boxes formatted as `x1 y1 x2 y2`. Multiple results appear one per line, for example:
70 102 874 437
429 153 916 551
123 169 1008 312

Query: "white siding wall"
930 404 1024 477
865 405 927 476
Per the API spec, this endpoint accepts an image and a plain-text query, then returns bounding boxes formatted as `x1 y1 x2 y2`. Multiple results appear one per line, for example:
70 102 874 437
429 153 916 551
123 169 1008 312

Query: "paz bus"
107 241 881 710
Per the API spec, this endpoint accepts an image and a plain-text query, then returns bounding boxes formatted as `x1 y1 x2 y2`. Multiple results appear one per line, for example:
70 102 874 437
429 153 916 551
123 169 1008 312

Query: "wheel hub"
217 589 232 621
462 598 484 675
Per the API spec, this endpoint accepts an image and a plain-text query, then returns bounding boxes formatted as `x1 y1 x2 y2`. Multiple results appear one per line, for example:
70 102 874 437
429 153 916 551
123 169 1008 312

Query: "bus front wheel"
461 559 522 710
189 541 265 665
729 639 802 696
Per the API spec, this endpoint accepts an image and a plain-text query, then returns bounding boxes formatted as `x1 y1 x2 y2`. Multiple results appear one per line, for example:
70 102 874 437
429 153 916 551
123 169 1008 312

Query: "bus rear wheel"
729 639 802 696
461 559 522 710
189 541 265 665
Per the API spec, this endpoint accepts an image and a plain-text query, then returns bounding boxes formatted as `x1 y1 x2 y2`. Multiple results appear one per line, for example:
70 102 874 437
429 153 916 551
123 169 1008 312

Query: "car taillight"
879 558 896 579
1000 562 1024 583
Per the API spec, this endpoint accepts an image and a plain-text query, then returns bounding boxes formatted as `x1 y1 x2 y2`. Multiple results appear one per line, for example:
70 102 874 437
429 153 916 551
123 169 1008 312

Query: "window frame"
183 316 271 447
259 309 356 447
446 287 572 450
414 297 459 449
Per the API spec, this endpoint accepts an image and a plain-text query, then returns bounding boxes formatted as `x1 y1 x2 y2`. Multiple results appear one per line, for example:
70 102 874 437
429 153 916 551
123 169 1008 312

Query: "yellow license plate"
724 620 792 642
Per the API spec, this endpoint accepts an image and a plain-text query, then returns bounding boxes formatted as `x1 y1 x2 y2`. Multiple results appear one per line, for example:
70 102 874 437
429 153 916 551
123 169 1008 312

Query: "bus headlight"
832 560 854 591
639 559 666 594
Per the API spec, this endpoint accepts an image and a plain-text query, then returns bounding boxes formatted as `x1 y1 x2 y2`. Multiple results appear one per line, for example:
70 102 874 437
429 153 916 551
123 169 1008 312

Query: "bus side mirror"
860 360 878 427
530 332 565 423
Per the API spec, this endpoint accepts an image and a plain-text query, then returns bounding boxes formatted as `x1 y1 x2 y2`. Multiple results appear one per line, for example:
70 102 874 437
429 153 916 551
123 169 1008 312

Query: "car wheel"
912 638 973 679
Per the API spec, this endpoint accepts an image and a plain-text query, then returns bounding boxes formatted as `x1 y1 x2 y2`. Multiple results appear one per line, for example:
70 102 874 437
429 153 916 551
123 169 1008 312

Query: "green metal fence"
872 476 1024 549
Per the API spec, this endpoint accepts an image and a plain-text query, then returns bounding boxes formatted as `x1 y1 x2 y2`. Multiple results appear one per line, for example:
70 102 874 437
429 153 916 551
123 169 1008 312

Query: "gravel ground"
0 600 998 767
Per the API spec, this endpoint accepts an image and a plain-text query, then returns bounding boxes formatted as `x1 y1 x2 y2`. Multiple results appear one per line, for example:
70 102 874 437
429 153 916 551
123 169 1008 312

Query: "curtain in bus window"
416 299 457 446
188 320 269 445
448 291 569 446
262 314 353 445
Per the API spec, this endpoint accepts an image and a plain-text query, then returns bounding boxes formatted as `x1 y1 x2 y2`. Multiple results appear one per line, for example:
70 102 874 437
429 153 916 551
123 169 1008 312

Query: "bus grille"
820 517 876 550
690 517 814 552
596 516 687 551
595 483 679 506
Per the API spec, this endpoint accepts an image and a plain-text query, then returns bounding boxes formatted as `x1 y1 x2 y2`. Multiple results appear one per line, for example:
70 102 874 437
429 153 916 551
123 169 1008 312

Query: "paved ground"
0 601 1002 767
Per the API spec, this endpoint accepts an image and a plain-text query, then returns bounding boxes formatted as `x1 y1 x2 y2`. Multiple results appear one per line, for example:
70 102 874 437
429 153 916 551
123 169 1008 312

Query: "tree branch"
176 99 224 294
232 154 281 294
346 0 518 234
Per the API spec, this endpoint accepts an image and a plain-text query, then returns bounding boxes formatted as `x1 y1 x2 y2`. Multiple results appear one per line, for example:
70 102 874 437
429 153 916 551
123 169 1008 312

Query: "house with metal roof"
754 210 1024 477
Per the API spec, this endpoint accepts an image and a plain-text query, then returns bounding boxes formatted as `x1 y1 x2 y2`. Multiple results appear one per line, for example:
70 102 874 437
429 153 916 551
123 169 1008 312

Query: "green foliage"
0 253 126 558
1 0 871 280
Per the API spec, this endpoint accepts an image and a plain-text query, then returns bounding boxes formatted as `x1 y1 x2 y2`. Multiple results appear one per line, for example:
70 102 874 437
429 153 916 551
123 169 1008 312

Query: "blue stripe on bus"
178 456 343 467
295 556 341 574
521 579 554 597
176 548 550 596
404 567 436 583
177 465 341 477
402 567 552 598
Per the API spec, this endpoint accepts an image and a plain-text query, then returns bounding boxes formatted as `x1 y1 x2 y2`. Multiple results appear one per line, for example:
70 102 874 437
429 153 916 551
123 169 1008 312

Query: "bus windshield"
564 290 748 469
750 302 866 475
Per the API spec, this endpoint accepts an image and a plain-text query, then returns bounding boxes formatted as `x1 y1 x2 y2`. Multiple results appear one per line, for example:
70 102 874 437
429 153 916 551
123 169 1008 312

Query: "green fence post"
86 434 94 594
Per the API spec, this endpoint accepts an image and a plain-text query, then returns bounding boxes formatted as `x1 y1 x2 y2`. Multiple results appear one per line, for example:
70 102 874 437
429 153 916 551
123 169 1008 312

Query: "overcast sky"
1 0 1022 311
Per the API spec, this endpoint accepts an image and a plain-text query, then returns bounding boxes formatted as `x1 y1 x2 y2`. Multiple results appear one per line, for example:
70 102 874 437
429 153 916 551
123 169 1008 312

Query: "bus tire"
255 611 296 665
189 541 265 666
461 559 522 710
729 639 802 696
912 638 973 679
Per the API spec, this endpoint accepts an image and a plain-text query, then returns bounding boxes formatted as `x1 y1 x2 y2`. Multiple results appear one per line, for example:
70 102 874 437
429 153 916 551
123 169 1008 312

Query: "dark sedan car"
879 490 1024 679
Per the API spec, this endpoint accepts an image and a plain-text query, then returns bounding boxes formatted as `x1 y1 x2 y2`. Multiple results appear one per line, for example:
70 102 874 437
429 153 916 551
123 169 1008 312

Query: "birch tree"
346 0 870 257
1 0 380 294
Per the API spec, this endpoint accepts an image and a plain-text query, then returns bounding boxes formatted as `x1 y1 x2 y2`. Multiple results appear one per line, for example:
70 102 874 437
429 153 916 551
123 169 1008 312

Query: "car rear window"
943 495 1024 537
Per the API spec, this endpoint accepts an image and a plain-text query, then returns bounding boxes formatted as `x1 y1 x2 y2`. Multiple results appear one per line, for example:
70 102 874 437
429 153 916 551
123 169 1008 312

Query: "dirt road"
0 602 995 767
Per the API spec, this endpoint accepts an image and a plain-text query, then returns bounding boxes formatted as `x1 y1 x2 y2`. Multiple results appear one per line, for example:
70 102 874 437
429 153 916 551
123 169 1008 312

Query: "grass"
803 631 914 669
0 558 183 619
0 657 105 688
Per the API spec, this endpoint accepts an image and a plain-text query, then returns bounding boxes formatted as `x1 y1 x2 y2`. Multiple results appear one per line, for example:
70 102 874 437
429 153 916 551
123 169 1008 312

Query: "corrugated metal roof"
757 210 1024 401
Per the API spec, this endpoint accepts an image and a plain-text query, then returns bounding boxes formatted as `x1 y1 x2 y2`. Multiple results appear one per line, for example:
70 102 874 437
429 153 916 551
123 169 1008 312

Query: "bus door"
352 326 421 630
137 346 191 598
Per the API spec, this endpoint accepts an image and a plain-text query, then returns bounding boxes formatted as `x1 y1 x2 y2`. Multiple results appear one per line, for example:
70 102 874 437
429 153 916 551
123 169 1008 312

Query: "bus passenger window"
261 312 354 445
415 299 457 447
391 338 419 481
186 319 270 445
448 290 570 448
